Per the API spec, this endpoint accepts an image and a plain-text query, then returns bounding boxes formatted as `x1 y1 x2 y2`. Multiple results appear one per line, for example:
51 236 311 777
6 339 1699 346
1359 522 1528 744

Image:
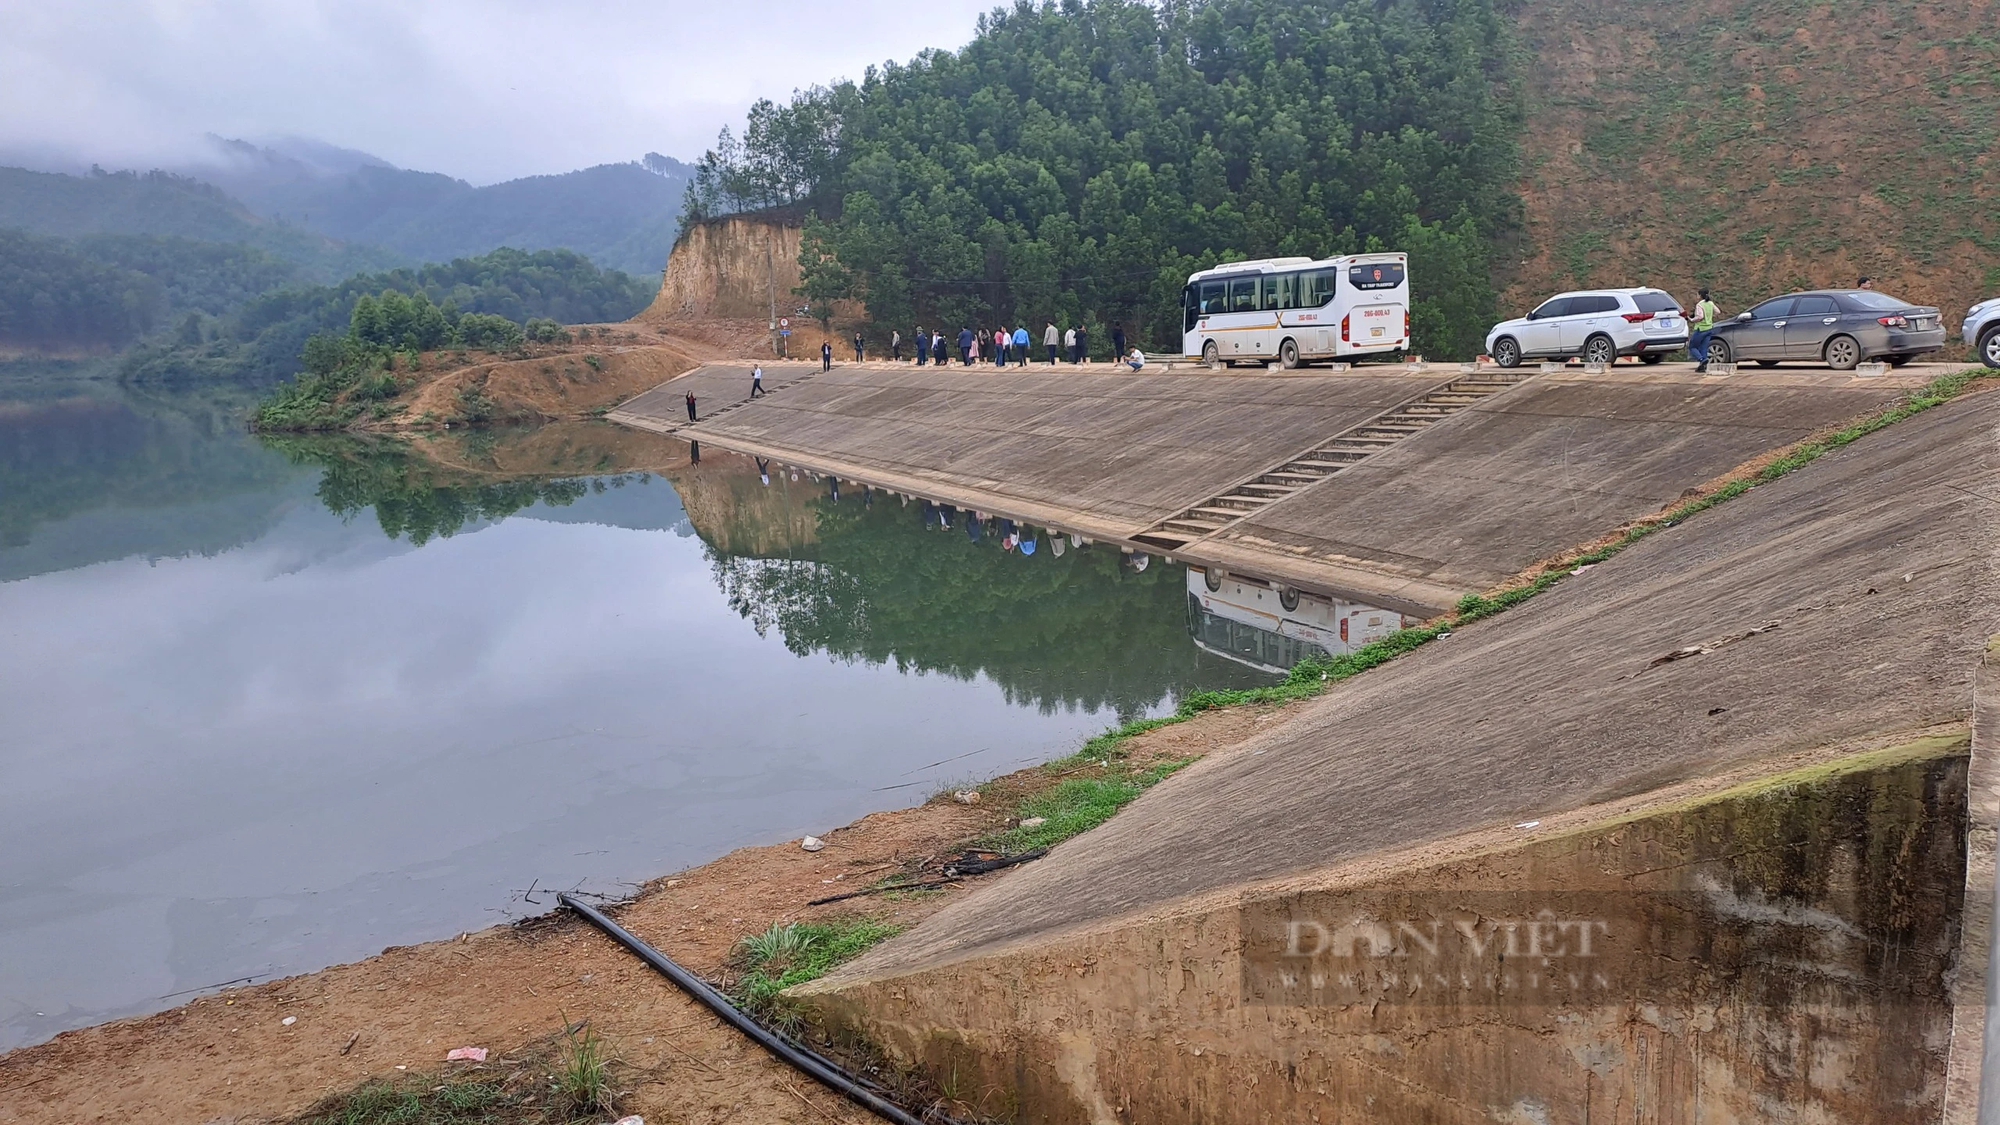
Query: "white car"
1965 296 2000 369
1486 288 1690 368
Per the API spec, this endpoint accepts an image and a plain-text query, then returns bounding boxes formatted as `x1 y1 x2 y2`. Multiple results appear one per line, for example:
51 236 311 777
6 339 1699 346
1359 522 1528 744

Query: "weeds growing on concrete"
732 918 903 1013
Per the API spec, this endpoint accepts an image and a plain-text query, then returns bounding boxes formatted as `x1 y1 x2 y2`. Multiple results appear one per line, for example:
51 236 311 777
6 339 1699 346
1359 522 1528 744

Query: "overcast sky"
0 0 1000 184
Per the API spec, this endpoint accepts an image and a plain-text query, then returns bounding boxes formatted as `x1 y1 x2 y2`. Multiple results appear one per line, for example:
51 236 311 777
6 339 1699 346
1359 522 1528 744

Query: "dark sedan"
1707 289 1946 370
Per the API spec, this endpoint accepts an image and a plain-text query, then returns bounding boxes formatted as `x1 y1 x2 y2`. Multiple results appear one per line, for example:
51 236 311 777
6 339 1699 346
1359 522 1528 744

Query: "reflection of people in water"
1050 536 1067 557
829 477 840 503
921 500 937 529
966 514 983 542
756 458 770 486
1127 551 1150 572
1020 530 1038 555
939 505 956 530
689 440 700 464
864 486 873 509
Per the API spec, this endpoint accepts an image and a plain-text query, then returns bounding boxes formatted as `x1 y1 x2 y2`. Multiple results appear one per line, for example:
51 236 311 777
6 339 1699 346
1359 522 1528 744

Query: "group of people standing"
891 321 1128 367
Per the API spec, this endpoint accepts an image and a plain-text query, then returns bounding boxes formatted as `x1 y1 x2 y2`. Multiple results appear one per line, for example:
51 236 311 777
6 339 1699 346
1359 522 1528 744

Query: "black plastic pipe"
557 893 932 1125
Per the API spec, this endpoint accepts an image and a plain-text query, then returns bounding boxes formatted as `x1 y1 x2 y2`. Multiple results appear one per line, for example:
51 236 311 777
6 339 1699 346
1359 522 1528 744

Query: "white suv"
1965 296 2000 368
1486 288 1689 368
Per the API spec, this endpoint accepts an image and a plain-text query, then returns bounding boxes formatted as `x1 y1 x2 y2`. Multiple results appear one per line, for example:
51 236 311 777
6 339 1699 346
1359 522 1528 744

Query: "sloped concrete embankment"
794 390 2000 1122
658 364 1926 614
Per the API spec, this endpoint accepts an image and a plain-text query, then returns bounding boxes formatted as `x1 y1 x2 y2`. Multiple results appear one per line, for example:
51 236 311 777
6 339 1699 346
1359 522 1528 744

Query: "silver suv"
1966 296 2000 369
1486 288 1690 368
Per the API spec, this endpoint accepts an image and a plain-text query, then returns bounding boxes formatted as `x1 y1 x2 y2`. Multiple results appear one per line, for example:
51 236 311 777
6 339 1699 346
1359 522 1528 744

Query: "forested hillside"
684 0 1521 358
122 248 655 385
1496 0 1998 320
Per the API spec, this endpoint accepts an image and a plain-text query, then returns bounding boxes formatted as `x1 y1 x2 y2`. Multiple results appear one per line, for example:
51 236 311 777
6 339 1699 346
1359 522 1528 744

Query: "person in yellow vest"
1688 288 1721 373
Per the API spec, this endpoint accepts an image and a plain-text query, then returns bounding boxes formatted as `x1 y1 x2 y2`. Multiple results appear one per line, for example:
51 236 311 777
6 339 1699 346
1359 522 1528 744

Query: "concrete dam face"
790 389 2000 1124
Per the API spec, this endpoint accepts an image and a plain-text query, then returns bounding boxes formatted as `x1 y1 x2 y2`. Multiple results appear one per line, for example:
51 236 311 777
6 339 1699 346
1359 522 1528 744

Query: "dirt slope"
1509 0 2000 324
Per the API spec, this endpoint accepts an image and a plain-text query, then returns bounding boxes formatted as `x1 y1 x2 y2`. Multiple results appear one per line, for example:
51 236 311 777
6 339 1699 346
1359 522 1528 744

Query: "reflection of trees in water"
704 495 1270 721
269 434 606 545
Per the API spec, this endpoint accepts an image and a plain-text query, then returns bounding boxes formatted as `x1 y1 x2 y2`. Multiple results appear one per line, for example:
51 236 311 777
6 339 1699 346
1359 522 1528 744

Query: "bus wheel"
1202 340 1221 369
1279 338 1301 369
1279 586 1301 612
1204 567 1224 592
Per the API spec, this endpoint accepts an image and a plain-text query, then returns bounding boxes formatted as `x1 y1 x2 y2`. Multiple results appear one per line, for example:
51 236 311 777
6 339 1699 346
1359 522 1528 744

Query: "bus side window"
1230 278 1259 312
1199 281 1225 315
1183 286 1199 332
1307 271 1335 307
1261 275 1279 311
1276 273 1298 310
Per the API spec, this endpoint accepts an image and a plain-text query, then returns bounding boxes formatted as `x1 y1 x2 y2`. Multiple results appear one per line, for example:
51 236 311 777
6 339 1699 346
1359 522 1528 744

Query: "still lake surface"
0 375 1273 1051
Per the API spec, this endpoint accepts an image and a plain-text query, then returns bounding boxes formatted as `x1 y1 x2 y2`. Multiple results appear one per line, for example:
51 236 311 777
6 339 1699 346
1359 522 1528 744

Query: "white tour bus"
1180 252 1410 367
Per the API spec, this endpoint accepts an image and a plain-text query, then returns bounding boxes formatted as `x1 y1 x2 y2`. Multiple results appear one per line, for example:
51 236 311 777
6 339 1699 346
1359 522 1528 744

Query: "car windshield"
1632 291 1681 314
1844 291 1914 311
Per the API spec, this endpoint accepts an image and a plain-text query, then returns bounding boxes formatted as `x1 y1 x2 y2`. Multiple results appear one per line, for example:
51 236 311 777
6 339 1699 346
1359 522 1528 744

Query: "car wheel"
1639 353 1664 365
1756 360 1779 368
1202 340 1221 369
1983 327 2000 370
1278 338 1301 369
1493 337 1521 368
1709 337 1733 365
1823 334 1861 371
1584 334 1617 365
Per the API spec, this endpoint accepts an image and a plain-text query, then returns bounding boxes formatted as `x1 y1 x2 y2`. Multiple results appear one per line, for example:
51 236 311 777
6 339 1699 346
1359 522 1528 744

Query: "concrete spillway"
790 388 2000 1124
616 362 1932 614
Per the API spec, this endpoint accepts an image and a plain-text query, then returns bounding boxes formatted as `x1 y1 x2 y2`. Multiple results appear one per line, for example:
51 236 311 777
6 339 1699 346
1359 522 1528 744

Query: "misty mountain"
0 166 400 283
189 138 691 277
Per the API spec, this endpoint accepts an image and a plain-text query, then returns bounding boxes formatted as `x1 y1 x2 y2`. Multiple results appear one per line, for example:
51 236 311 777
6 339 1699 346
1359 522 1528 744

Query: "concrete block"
1857 361 1888 378
1584 362 1608 375
1707 362 1737 376
1540 362 1564 374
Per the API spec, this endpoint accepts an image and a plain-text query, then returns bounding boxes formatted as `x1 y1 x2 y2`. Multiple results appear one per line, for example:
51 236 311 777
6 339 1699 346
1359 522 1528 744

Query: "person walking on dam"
913 325 925 366
1111 323 1126 362
1075 324 1089 364
994 326 1008 366
1688 288 1721 374
684 392 697 422
932 330 946 366
958 326 975 366
1064 326 1076 364
749 364 765 397
891 329 902 362
820 340 832 372
853 331 865 362
1045 322 1060 364
1013 325 1030 367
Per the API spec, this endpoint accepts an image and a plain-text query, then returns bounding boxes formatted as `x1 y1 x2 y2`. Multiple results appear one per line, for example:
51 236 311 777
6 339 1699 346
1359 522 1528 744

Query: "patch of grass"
555 1020 614 1117
292 1077 515 1124
987 760 1192 852
732 918 902 1012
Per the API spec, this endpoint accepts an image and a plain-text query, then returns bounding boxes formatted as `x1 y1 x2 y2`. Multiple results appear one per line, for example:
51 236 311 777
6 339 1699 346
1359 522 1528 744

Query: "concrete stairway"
1131 371 1532 551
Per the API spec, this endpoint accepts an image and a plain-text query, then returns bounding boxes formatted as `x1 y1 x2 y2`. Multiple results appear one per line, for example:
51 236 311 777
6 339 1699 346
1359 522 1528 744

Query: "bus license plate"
1370 327 1384 337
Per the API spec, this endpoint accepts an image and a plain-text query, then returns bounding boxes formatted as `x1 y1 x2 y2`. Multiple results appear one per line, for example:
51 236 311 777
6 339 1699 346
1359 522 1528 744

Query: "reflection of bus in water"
1181 253 1410 368
1186 567 1405 675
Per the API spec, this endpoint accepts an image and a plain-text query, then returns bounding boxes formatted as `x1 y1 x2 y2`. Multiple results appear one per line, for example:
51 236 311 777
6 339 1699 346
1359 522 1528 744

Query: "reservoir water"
0 377 1278 1051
